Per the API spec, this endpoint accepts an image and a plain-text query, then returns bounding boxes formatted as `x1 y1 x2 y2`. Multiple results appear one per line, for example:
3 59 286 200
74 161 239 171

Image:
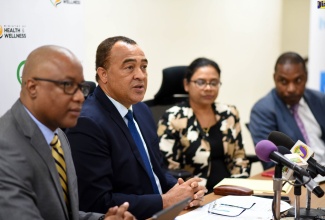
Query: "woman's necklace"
194 107 215 138
202 126 211 135
202 126 211 136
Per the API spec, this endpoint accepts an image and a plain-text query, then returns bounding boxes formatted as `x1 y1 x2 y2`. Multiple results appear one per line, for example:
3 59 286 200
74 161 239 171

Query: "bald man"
0 45 135 220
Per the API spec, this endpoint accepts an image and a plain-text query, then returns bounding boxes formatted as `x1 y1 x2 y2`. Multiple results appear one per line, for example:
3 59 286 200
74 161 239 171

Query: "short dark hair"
274 52 307 74
185 57 221 82
95 36 137 81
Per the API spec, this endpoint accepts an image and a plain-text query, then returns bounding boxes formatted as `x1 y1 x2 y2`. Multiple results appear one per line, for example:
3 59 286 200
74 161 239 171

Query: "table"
178 170 325 216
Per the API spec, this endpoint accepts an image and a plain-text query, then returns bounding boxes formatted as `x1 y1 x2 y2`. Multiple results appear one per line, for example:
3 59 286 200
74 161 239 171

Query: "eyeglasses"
33 77 90 97
190 79 222 89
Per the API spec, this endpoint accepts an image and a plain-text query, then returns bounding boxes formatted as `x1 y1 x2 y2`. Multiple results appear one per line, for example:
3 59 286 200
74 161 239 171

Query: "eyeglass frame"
32 77 90 97
189 79 222 89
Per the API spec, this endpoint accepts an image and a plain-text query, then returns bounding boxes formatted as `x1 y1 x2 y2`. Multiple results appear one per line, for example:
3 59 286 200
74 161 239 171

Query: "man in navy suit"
250 52 325 170
65 36 206 220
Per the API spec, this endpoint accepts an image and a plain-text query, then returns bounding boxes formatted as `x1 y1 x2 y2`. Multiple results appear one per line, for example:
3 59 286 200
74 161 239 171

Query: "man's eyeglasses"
33 77 90 97
190 79 222 89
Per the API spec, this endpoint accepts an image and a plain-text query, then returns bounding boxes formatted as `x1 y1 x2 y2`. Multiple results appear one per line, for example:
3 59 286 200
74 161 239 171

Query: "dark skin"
21 45 135 220
273 62 307 107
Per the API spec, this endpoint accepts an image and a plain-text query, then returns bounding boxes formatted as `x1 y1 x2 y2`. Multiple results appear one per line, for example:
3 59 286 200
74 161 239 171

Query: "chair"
245 122 264 174
143 66 191 179
143 66 189 125
60 80 96 132
84 80 96 99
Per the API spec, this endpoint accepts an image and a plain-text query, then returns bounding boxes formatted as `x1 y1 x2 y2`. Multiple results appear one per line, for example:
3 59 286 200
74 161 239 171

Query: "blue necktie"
125 110 159 194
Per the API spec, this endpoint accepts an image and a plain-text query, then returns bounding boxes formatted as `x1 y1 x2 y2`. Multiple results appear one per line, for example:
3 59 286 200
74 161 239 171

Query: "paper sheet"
176 195 292 220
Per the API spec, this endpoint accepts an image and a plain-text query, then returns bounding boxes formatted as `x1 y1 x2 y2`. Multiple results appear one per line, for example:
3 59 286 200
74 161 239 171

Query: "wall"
281 0 310 57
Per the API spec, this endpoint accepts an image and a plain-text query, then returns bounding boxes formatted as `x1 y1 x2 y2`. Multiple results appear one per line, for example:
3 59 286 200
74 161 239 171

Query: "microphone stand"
287 179 304 219
273 164 283 220
294 180 301 219
306 190 311 212
292 189 325 218
286 174 325 219
299 166 325 218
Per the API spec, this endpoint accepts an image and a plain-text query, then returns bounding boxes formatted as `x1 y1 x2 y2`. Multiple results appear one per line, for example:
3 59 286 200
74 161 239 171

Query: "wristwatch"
98 215 105 220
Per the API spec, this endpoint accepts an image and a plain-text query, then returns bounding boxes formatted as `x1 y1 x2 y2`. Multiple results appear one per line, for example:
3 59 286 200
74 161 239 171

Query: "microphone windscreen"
268 131 295 149
255 140 278 162
277 145 292 155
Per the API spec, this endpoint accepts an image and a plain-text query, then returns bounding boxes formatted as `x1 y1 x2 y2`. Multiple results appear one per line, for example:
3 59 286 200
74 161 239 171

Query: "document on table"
314 174 325 183
175 195 292 220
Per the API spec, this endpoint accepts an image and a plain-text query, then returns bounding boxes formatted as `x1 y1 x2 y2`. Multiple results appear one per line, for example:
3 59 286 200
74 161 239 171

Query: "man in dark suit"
0 45 135 220
250 52 325 170
65 36 207 220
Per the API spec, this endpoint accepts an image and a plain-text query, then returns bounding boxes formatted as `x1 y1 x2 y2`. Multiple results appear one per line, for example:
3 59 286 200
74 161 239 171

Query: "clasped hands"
103 177 207 219
104 202 136 220
162 177 208 209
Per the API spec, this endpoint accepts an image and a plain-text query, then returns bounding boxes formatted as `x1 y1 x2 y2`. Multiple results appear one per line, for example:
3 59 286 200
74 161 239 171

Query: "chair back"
143 66 189 124
85 81 96 99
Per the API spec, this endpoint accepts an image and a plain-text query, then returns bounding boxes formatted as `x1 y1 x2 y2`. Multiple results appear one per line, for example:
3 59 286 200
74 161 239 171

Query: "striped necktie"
51 134 70 207
291 104 310 145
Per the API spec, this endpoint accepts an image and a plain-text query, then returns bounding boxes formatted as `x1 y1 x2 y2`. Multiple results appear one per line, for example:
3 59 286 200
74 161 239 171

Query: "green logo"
17 60 25 84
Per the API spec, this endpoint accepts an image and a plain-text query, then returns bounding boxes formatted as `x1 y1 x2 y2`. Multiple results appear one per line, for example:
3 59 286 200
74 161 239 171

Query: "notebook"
151 197 191 220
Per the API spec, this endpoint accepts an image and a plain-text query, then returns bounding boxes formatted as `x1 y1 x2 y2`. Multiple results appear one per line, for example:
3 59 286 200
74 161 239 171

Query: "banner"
0 0 84 116
308 0 325 92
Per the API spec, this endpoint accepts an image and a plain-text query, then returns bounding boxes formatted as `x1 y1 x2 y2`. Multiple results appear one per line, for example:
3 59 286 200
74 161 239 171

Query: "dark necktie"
291 104 310 145
51 134 70 208
125 110 160 194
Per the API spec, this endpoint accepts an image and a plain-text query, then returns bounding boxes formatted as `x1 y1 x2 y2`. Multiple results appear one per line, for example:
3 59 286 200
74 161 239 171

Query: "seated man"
249 52 325 170
0 45 135 220
65 36 207 220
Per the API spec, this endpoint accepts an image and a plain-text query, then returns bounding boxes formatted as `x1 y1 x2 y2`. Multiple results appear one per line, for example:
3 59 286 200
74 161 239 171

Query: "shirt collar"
105 94 133 118
287 97 305 109
23 106 57 145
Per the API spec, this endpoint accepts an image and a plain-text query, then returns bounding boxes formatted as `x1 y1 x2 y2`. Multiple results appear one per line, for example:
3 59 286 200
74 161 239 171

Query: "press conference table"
178 170 325 216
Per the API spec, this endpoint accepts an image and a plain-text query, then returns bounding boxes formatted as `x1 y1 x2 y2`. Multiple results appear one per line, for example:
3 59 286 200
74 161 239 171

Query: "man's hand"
104 202 136 220
162 177 207 209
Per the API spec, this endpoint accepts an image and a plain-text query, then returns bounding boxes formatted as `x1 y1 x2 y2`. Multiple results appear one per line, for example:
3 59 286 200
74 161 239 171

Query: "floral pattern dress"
157 101 250 191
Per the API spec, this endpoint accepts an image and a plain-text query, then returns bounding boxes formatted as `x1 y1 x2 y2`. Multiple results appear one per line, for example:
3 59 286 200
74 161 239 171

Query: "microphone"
268 131 325 217
276 145 324 198
255 140 310 177
268 131 295 147
268 131 325 177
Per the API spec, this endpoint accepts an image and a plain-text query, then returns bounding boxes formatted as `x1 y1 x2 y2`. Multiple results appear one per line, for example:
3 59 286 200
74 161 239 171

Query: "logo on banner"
318 1 325 8
0 25 3 38
50 0 62 7
63 0 81 4
17 61 26 85
0 25 27 39
50 0 80 7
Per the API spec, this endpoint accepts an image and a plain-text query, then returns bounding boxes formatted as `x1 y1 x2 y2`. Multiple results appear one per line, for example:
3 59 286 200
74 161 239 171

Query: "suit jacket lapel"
57 129 79 220
303 89 325 141
12 100 69 219
132 105 168 189
93 87 148 174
